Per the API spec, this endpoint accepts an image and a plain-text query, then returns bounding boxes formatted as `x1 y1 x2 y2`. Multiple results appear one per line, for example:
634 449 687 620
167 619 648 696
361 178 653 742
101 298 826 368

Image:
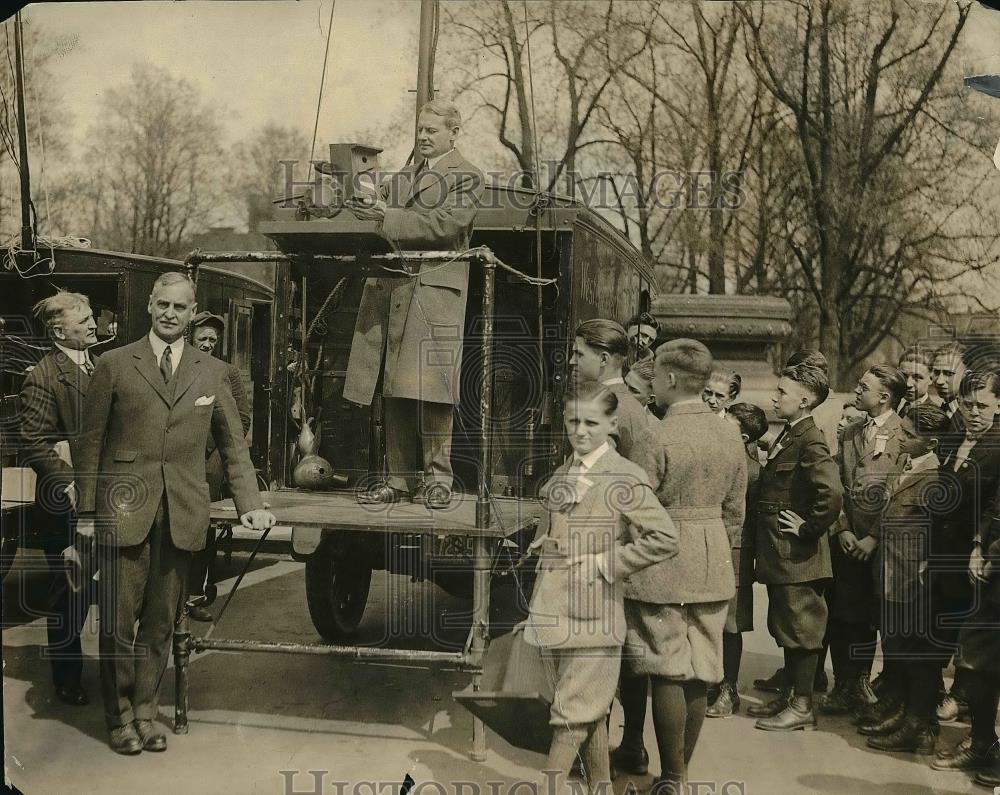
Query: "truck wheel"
305 540 372 640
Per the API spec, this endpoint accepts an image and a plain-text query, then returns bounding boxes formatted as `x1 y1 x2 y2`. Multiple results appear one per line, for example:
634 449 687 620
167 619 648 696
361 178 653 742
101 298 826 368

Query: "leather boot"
866 718 935 755
972 765 1000 788
851 674 878 708
753 667 788 693
818 681 853 715
706 682 740 718
857 705 906 736
931 737 999 771
747 689 790 718
853 690 903 726
755 694 817 732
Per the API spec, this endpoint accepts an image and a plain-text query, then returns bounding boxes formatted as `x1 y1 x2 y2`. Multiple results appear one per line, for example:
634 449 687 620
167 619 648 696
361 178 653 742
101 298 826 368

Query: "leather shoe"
747 691 790 718
108 724 143 755
133 719 167 751
706 682 740 718
423 483 453 510
851 674 878 708
866 719 935 755
857 707 906 737
853 692 903 726
357 484 409 505
936 693 960 723
187 604 213 622
610 743 649 775
818 682 853 715
755 695 817 731
753 667 787 693
931 739 998 771
55 683 89 706
973 766 1000 788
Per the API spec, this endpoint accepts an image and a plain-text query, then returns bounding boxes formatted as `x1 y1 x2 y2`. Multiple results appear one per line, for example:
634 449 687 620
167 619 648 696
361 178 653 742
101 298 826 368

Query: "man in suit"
896 346 933 415
822 365 907 716
570 318 653 461
613 339 746 788
930 343 966 418
748 363 842 732
186 311 252 622
18 291 99 706
73 272 275 755
344 99 484 509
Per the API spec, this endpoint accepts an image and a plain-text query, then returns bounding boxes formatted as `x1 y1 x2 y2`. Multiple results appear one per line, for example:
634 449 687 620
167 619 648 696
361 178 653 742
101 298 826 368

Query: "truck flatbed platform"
210 489 541 538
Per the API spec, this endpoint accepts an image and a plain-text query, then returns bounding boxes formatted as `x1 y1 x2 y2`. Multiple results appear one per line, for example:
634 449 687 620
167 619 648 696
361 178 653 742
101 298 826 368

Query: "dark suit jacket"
934 425 1000 599
873 455 940 603
627 401 746 604
72 337 263 551
754 415 842 585
343 148 485 406
606 380 654 463
19 348 90 540
205 363 252 501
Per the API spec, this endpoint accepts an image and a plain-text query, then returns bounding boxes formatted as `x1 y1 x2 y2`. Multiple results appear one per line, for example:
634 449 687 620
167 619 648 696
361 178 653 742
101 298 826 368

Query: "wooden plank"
210 489 540 538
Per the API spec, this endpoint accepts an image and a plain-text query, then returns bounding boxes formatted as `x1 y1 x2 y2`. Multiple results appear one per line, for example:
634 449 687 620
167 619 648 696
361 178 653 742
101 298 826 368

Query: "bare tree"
739 0 999 386
227 123 309 232
73 63 225 257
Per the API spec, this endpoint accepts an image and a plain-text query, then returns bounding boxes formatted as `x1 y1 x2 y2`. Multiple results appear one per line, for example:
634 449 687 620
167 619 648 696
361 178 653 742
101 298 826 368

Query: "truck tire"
305 539 372 640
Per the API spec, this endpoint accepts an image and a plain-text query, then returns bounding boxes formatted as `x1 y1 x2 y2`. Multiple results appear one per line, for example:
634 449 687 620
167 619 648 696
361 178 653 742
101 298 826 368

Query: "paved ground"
1 543 992 795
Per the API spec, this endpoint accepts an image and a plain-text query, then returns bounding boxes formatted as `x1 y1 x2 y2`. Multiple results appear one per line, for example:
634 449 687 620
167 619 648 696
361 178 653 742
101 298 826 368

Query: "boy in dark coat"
748 364 843 731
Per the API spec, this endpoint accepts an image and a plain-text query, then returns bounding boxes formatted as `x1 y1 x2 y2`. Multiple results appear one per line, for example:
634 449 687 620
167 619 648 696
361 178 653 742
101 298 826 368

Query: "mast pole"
13 11 34 253
414 0 436 150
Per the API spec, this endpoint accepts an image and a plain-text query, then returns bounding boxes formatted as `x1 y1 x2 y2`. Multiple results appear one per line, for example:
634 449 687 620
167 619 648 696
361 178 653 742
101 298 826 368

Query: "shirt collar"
53 342 91 367
572 441 610 471
672 397 704 407
600 376 625 387
425 148 455 171
148 330 185 363
868 409 894 428
787 414 810 428
905 451 938 472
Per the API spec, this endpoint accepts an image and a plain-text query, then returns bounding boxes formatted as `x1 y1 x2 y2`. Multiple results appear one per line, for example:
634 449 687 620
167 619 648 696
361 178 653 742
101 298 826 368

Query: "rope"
308 0 338 166
3 233 90 277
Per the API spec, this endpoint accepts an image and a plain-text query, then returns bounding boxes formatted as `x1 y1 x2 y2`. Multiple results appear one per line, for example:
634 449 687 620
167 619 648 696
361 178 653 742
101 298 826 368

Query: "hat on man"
191 311 226 334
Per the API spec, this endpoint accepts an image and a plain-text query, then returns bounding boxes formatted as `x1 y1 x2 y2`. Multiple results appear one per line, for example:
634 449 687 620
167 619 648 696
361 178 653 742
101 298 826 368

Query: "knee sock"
827 620 849 682
545 725 588 779
787 648 818 699
722 633 743 684
682 680 708 765
650 677 688 780
619 672 648 750
966 670 1000 749
581 720 611 791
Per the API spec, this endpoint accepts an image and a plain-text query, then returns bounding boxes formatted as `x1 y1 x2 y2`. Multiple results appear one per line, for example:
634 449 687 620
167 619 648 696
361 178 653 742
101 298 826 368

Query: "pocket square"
195 395 216 406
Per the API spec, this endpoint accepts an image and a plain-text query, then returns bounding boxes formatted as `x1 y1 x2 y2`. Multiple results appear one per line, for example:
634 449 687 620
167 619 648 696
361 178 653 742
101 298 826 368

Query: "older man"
19 291 99 706
73 272 274 755
344 99 484 509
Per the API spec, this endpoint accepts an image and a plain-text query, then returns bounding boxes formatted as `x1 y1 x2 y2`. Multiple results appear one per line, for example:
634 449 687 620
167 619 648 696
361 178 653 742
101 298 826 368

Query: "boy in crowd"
862 403 951 755
748 364 843 731
822 365 906 716
706 402 769 718
897 346 934 415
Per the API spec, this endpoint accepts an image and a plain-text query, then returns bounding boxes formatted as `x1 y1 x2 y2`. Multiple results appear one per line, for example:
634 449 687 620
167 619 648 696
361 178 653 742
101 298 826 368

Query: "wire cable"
308 0 337 167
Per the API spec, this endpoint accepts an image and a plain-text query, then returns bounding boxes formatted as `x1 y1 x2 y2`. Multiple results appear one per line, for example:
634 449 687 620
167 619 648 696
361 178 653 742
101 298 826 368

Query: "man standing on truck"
343 99 484 510
19 290 99 707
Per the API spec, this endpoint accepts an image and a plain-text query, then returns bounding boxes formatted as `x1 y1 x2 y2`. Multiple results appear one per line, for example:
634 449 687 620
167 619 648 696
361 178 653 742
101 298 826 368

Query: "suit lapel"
407 149 462 205
171 345 202 406
132 339 173 407
52 350 88 397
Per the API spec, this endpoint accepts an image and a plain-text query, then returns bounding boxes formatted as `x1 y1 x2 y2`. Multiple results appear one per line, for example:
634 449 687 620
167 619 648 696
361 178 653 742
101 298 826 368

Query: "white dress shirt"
424 148 455 171
54 343 95 374
864 408 894 445
600 376 625 388
148 330 185 370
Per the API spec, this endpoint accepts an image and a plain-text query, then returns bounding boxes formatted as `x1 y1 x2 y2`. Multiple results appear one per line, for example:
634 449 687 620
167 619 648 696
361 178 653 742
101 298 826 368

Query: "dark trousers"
42 541 92 688
98 498 191 730
187 525 217 597
384 397 454 492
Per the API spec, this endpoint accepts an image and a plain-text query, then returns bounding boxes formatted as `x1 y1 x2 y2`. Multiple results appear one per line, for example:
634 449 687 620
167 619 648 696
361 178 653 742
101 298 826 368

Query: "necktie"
83 358 95 376
160 345 173 383
864 419 877 446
